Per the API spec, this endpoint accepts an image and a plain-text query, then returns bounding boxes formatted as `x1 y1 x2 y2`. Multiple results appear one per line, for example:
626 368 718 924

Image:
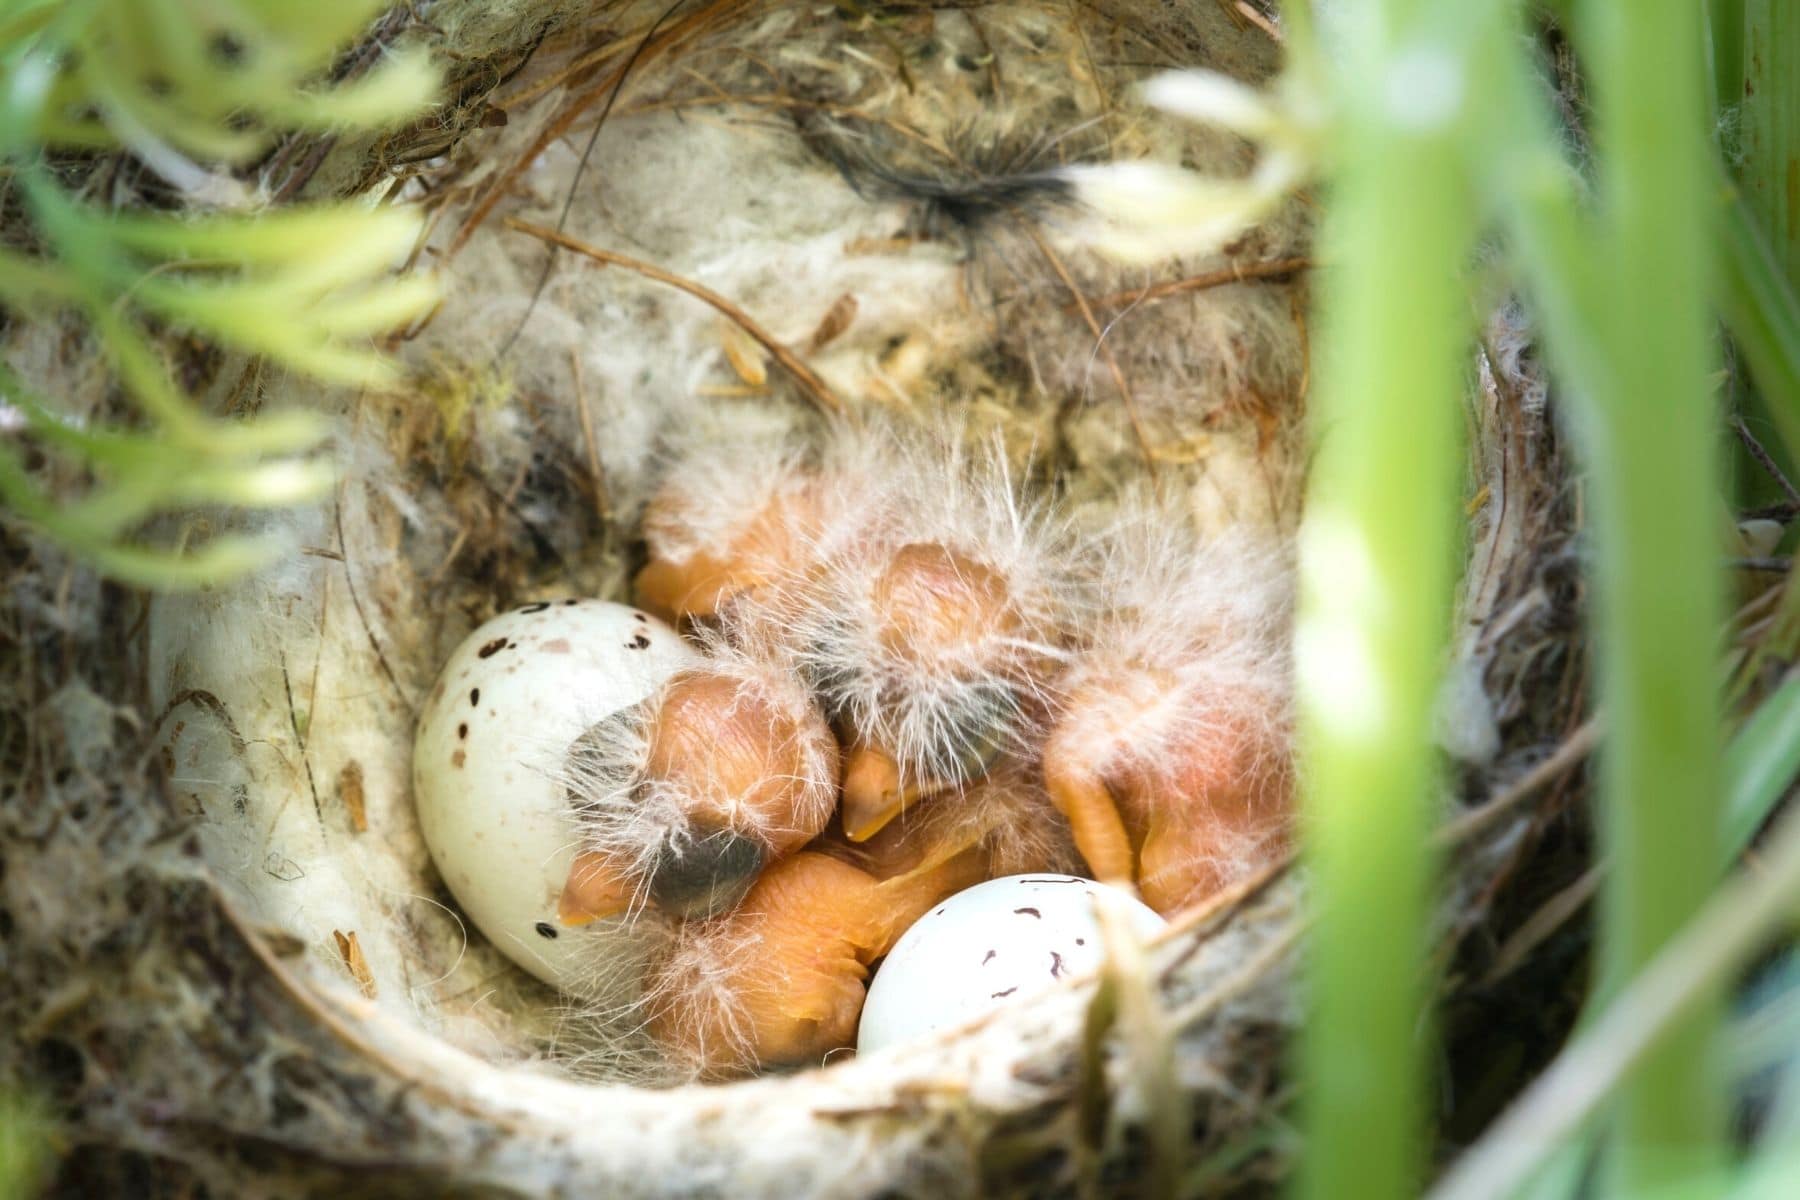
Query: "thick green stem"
1706 0 1745 124
1581 1 1727 1188
1737 0 1800 282
1294 6 1482 1197
1720 179 1800 463
1468 12 1730 1194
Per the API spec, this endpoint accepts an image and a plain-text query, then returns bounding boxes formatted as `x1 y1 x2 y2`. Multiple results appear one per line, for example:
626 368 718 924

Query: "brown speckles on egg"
535 921 559 939
541 638 571 653
470 688 480 707
981 949 996 964
457 723 468 739
451 749 466 769
477 637 508 659
633 611 648 622
519 602 551 614
1075 938 1086 946
628 633 652 650
990 987 1017 999
1050 951 1067 978
1013 906 1041 918
564 598 580 606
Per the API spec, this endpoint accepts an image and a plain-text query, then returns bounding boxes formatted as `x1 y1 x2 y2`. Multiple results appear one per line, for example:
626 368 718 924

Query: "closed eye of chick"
1043 497 1296 915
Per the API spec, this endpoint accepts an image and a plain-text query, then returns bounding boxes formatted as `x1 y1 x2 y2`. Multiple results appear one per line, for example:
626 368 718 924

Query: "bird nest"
0 1 1593 1195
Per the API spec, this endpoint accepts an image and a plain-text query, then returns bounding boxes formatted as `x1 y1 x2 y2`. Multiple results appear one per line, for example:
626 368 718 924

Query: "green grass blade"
1722 672 1800 861
1293 5 1487 1197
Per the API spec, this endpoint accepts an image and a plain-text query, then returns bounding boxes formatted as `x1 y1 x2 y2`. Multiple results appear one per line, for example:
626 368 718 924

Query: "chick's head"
558 623 838 924
789 426 1077 842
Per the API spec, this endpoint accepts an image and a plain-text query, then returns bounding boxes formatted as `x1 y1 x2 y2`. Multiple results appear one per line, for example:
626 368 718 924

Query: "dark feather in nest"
797 114 1098 239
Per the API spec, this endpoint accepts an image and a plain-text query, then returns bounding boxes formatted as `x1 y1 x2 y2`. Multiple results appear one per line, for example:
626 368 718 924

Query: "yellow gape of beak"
557 850 635 926
840 742 940 842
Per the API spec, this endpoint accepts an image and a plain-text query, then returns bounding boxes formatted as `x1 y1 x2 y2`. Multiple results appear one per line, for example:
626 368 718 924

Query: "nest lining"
0 1 1593 1194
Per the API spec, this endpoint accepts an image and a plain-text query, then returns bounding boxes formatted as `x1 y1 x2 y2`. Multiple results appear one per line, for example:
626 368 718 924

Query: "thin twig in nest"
1733 414 1800 509
1083 256 1311 311
451 0 755 258
1230 1 1283 42
280 654 322 824
1437 719 1600 849
503 217 845 417
588 93 951 163
333 929 378 999
569 347 613 532
333 498 411 713
1022 223 1157 480
1480 866 1600 986
1167 920 1302 1030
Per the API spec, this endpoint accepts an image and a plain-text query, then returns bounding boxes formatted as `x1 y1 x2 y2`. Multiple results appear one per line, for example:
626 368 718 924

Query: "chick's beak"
841 742 933 842
557 851 636 926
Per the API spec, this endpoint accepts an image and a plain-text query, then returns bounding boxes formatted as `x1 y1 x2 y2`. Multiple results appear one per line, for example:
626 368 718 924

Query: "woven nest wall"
1 2 1592 1196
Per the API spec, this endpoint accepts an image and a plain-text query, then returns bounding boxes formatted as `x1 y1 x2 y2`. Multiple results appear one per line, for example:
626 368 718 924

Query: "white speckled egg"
413 599 697 993
857 874 1168 1053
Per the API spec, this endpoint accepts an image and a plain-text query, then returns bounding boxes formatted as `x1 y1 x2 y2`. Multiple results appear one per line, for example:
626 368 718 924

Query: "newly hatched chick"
787 423 1077 842
1044 498 1295 915
641 848 986 1078
557 617 839 923
633 408 836 625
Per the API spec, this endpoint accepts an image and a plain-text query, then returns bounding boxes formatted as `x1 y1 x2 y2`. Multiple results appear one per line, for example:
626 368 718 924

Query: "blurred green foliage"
0 0 439 586
0 1093 45 1200
1152 2 1800 1198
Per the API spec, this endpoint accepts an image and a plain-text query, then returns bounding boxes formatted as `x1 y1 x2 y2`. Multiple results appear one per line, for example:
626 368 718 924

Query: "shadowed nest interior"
0 2 1595 1195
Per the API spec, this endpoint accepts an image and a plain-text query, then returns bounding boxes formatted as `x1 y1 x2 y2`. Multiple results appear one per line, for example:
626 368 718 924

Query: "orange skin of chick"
559 670 837 923
840 542 1028 841
634 484 825 625
648 848 985 1077
1042 674 1290 915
